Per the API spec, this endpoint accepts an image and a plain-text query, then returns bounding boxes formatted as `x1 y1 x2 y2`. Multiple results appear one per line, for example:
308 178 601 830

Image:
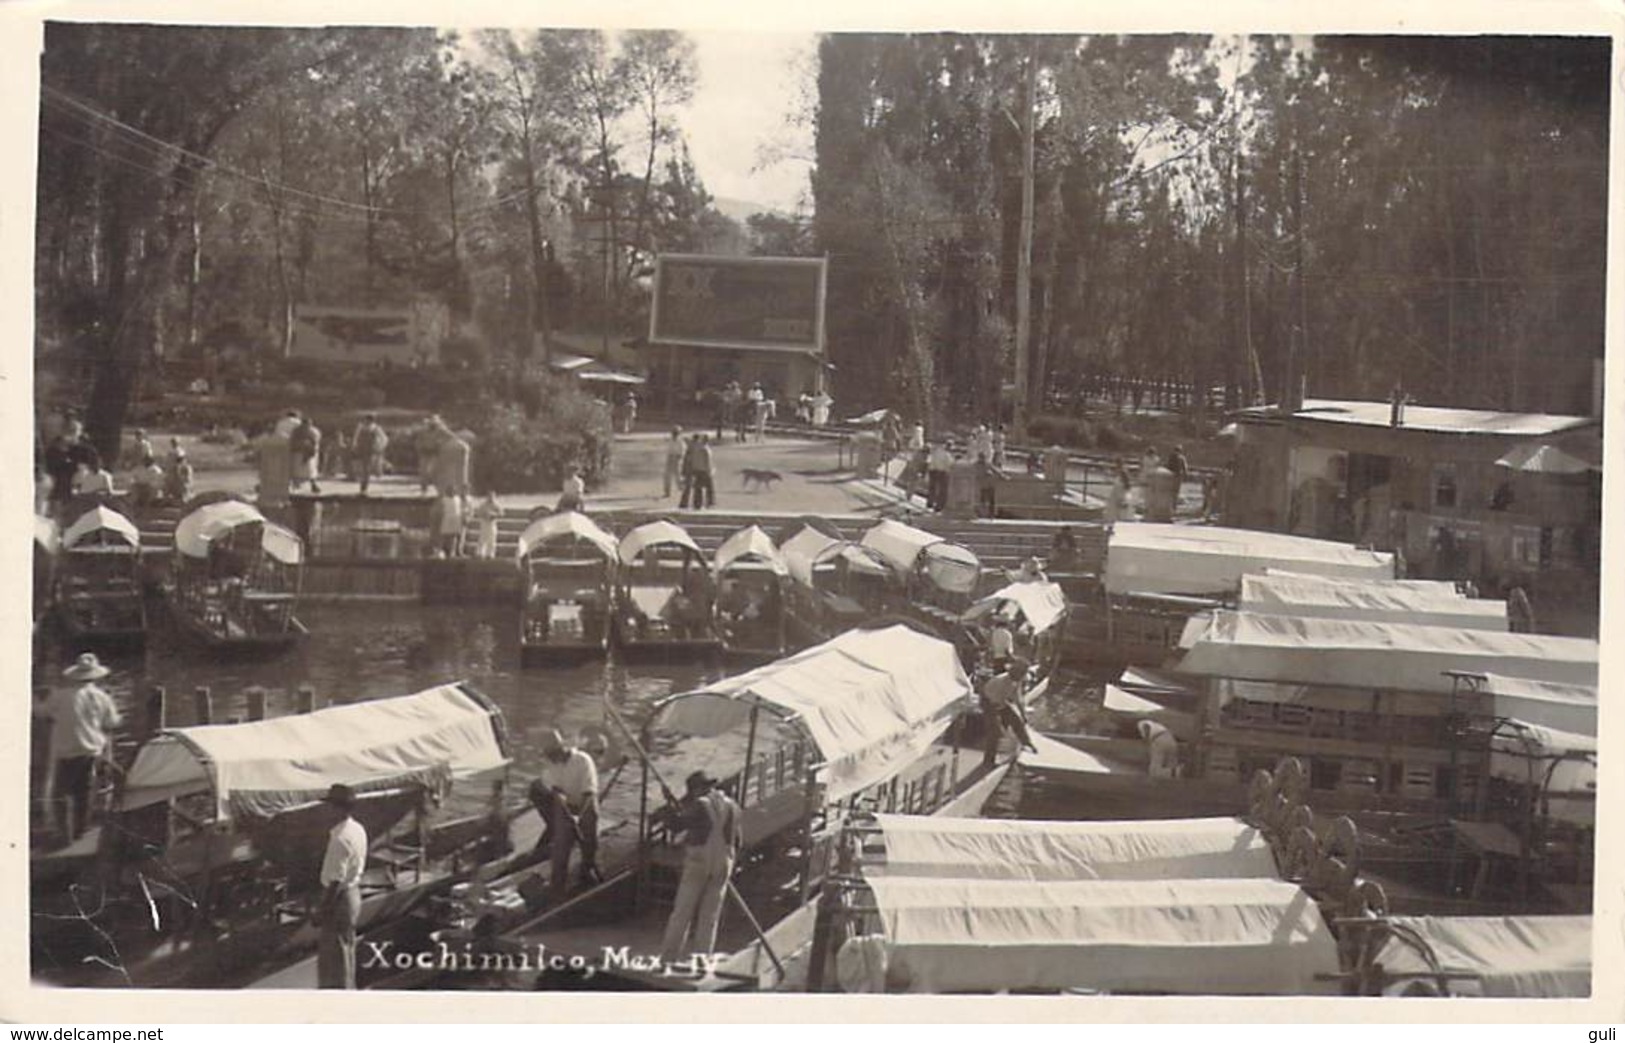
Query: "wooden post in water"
246 686 268 722
143 685 167 739
296 685 317 714
193 686 213 726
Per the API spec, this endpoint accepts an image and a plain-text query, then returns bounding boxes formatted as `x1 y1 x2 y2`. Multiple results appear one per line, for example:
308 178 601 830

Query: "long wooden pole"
601 698 786 979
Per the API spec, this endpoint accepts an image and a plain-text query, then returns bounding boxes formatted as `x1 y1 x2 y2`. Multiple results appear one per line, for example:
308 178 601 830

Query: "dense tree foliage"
812 34 1609 427
36 24 729 458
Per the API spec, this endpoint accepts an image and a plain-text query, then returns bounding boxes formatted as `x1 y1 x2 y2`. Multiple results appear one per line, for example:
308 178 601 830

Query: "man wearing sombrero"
39 652 122 844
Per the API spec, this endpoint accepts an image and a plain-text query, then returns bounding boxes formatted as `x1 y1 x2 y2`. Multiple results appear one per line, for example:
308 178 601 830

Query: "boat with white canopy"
859 518 983 613
515 511 619 663
43 683 536 988
393 626 1010 993
168 497 306 653
712 525 791 659
1349 914 1591 997
1238 572 1507 630
612 519 719 656
56 504 147 645
777 520 897 644
959 580 1068 701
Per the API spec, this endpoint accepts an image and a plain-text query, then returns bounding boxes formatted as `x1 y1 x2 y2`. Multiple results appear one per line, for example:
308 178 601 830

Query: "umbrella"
1494 443 1599 476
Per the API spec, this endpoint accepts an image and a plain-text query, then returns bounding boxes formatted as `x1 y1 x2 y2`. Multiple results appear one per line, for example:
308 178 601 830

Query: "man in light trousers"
660 771 742 968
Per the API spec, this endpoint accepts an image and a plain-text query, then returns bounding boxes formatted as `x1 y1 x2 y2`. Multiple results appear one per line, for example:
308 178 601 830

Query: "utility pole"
1012 49 1037 440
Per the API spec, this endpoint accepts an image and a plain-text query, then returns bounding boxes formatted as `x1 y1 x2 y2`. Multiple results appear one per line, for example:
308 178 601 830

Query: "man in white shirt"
38 653 122 843
1139 720 1181 778
926 441 953 512
316 783 368 989
528 729 601 896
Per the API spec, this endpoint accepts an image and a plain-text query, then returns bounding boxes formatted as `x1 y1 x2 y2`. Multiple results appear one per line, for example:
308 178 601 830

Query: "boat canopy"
653 625 974 802
963 581 1068 634
1239 573 1506 630
63 505 142 550
860 875 1339 995
1481 673 1598 743
778 527 890 589
34 515 60 555
1371 915 1592 998
1260 568 1464 596
120 683 509 821
867 814 1278 882
713 525 788 578
1106 523 1394 596
861 520 981 594
617 520 702 564
174 500 303 565
1175 611 1597 694
515 511 619 561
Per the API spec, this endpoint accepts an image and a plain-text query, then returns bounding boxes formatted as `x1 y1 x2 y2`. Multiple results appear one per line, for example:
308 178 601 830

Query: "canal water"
35 600 1111 830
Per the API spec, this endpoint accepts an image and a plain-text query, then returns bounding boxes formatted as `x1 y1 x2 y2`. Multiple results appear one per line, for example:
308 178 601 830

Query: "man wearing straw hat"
315 782 367 989
659 770 742 968
38 653 122 844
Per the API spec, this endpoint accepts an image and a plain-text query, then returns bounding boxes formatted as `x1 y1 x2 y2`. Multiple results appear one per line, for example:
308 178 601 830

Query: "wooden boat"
516 511 619 664
168 497 306 654
1343 913 1591 997
32 682 546 988
959 579 1068 704
353 625 1013 992
858 519 984 631
55 504 147 647
610 519 720 658
711 525 790 660
777 521 897 646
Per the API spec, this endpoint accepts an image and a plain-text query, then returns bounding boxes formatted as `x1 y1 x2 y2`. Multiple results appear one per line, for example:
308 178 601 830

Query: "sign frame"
648 253 828 357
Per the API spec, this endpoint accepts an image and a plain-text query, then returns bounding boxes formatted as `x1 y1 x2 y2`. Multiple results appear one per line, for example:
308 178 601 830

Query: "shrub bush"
1027 413 1094 449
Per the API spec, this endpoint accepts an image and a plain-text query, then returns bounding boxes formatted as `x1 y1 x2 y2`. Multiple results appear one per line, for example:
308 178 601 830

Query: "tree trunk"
1012 52 1037 439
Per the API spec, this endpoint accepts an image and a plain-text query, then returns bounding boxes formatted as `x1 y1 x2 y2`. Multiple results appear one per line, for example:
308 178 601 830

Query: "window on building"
1432 463 1458 510
1309 758 1343 792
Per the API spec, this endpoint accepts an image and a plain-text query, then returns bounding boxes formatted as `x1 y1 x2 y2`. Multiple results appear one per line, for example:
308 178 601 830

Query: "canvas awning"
1372 916 1592 998
174 500 303 565
863 876 1340 995
120 683 509 821
963 581 1069 635
1494 443 1600 475
713 525 788 578
1480 674 1598 740
1174 611 1597 694
617 520 702 564
1106 523 1394 596
868 815 1279 882
861 520 981 594
63 505 142 550
653 626 973 802
779 527 890 589
1260 568 1463 596
515 511 619 561
1239 573 1506 631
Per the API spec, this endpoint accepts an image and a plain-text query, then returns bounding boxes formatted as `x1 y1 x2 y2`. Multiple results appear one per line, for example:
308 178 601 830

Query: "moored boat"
365 625 1011 992
776 520 896 645
55 503 147 647
516 511 619 664
168 497 306 654
34 682 538 988
711 525 790 660
959 579 1068 704
611 519 721 658
858 519 984 622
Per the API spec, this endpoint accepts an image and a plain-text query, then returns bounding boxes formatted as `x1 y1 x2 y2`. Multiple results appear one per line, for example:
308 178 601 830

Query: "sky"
678 31 817 215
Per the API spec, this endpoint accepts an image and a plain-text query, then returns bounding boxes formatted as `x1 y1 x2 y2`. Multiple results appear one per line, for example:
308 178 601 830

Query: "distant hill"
711 196 784 225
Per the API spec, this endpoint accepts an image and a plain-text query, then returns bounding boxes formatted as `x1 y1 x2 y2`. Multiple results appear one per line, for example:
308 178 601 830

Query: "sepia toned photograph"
22 15 1608 1007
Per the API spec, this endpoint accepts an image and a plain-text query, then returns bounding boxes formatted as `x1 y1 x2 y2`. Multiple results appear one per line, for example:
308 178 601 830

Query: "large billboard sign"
649 254 826 354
